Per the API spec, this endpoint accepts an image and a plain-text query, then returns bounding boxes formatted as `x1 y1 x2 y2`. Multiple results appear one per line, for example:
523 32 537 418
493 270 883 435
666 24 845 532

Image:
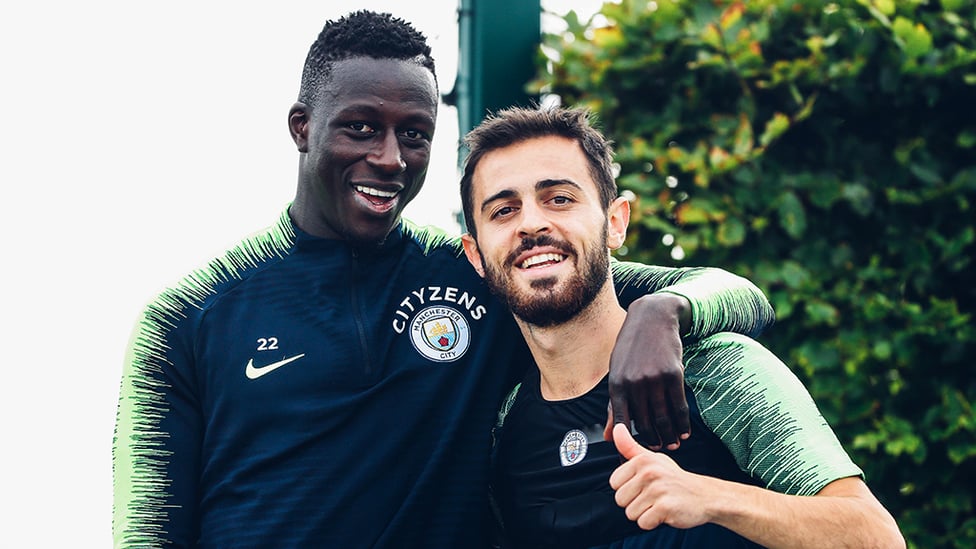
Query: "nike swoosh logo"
245 354 306 380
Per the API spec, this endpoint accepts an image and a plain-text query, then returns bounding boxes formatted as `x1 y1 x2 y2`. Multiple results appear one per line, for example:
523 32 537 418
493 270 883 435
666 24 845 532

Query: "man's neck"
515 285 626 401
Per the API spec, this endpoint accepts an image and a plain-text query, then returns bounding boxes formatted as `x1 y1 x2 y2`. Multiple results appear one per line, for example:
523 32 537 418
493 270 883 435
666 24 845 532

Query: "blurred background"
536 2 975 547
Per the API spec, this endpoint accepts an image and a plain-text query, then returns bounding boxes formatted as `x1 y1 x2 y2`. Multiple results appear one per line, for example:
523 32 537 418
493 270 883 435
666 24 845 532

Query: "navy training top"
113 209 775 548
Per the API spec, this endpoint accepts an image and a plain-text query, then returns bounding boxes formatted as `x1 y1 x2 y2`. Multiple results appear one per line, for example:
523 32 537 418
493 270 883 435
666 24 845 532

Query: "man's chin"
507 290 574 327
527 275 560 291
511 303 577 328
344 219 400 247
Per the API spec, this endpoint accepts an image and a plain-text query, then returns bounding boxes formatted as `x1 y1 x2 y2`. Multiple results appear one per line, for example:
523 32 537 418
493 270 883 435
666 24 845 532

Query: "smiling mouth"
519 253 567 269
354 185 401 208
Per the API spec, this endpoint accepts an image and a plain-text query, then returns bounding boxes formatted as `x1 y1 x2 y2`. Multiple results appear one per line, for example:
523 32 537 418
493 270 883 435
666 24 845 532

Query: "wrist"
630 293 691 336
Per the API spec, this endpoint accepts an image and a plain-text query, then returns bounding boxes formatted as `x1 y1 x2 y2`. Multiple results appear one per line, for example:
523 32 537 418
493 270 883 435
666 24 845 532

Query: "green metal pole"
455 0 541 140
452 0 541 228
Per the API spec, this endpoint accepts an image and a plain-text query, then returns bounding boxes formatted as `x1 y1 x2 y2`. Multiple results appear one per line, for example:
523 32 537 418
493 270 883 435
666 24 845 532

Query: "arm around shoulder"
606 263 774 448
610 262 775 340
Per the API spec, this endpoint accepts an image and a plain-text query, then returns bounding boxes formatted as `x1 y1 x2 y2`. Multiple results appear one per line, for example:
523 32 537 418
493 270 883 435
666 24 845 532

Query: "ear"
461 233 486 278
288 102 309 153
607 196 631 250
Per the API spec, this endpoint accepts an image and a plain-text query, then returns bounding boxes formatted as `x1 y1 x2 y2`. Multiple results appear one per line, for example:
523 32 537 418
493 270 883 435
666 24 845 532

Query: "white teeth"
355 185 398 198
520 253 564 269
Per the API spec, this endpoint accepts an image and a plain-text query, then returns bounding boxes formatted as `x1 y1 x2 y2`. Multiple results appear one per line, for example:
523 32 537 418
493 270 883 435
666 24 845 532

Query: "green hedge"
534 1 976 546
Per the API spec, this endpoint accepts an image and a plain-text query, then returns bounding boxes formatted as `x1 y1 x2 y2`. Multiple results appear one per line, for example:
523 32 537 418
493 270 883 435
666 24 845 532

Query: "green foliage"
537 0 976 546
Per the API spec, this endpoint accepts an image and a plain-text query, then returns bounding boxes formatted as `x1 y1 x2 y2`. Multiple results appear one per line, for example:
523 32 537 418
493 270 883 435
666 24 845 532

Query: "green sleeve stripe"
401 218 464 257
113 211 295 547
684 333 863 496
609 262 775 340
659 272 775 340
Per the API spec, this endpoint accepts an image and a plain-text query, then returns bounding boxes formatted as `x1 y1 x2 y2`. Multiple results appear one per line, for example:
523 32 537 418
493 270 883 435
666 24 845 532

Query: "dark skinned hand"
604 293 692 451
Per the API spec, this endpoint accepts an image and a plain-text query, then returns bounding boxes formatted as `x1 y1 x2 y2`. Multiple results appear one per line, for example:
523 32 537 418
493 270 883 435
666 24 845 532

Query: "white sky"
0 0 602 545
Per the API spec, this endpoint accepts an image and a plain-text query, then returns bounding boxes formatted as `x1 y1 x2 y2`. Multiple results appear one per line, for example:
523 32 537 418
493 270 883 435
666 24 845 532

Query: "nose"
366 132 406 174
516 201 551 238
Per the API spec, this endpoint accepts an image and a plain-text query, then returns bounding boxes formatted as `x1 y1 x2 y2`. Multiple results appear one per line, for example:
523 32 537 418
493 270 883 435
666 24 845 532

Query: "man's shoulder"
141 213 297 321
400 219 465 258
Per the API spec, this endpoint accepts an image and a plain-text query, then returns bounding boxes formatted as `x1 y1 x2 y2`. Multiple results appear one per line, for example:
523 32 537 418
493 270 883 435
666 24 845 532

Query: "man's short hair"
299 10 437 107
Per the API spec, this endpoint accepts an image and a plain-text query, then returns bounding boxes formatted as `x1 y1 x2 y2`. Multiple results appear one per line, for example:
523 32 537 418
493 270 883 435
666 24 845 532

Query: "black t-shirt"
490 367 762 549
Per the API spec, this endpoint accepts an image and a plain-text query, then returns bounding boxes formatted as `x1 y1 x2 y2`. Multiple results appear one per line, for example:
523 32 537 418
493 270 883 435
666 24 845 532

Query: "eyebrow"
333 103 436 129
479 178 583 213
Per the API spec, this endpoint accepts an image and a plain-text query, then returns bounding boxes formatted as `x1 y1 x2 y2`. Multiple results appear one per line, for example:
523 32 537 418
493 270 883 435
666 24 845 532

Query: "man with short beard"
459 105 904 549
480 230 608 327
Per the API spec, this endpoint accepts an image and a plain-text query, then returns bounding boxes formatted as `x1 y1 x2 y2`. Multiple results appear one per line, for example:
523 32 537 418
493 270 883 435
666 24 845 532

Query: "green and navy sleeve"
112 212 296 548
610 261 775 340
683 332 863 496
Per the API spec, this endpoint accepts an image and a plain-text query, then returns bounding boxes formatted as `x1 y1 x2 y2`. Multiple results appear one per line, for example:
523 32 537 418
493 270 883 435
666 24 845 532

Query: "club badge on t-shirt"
559 429 588 466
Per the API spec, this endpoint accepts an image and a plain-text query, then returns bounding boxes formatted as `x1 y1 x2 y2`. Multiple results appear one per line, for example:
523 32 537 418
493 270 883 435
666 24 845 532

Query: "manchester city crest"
559 429 588 466
423 316 457 351
409 305 471 362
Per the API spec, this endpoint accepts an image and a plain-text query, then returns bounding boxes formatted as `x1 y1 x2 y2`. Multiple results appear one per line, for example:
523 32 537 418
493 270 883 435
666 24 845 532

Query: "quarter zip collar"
288 213 406 257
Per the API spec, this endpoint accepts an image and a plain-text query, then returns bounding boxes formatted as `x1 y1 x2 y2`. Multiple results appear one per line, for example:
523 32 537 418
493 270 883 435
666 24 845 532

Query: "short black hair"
459 105 617 238
298 10 437 106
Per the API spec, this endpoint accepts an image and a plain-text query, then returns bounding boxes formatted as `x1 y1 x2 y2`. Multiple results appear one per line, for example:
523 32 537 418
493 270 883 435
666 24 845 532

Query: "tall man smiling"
459 105 904 548
112 11 775 548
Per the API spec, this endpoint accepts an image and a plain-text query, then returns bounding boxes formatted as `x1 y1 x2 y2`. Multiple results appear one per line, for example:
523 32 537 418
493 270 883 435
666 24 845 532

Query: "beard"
481 229 610 328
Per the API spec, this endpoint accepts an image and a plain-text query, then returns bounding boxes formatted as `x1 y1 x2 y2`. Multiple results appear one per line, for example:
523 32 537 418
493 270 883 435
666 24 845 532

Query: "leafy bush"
535 1 976 546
